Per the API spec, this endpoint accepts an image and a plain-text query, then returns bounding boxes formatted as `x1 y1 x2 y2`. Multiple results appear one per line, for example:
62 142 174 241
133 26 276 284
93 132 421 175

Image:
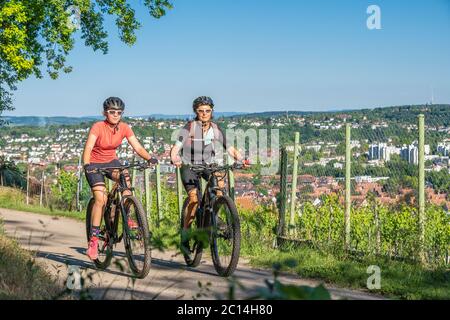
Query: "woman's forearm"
171 145 180 161
83 147 91 165
136 146 151 161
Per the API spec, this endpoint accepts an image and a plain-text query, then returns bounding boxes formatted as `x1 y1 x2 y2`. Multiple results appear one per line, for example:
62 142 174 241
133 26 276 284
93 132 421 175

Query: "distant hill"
236 104 450 126
1 116 101 126
1 112 247 126
1 105 448 126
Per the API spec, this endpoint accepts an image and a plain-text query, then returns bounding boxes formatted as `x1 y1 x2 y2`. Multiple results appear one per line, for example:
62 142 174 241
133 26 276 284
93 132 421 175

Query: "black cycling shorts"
180 164 211 193
84 159 122 188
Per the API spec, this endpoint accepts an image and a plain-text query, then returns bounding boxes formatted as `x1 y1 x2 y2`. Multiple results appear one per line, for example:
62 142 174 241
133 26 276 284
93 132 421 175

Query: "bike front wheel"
210 195 241 277
122 196 152 279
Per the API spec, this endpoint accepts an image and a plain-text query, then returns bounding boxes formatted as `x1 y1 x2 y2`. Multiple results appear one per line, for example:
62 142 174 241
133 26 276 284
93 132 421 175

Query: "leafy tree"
0 0 173 118
51 169 78 211
0 156 25 188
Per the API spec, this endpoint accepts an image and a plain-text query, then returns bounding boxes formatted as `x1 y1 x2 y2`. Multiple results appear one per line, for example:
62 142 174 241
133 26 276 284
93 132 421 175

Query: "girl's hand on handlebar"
171 155 182 168
147 157 159 166
236 158 250 169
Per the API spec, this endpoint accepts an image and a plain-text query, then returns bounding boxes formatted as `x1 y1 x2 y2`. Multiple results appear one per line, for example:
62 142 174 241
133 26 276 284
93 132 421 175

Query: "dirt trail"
0 208 385 300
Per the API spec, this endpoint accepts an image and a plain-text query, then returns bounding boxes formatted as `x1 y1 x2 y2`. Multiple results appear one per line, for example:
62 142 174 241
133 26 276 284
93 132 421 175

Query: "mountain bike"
180 162 246 277
85 161 152 279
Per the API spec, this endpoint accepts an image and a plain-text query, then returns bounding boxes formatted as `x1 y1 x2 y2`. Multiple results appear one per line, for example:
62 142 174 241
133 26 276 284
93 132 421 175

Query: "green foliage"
238 205 278 256
226 262 331 300
251 246 450 300
0 156 25 188
51 169 78 211
294 195 449 266
0 231 63 299
0 0 172 114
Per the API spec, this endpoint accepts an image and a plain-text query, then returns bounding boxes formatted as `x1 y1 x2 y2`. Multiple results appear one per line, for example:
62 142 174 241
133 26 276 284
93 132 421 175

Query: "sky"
6 0 450 117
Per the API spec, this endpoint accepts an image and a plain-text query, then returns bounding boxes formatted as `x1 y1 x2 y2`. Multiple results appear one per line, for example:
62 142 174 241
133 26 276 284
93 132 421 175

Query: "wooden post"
79 167 83 210
144 168 151 223
40 171 45 207
418 114 426 264
131 156 137 188
26 164 30 205
176 166 183 219
227 156 235 201
289 132 300 235
156 163 162 226
374 202 381 255
44 176 48 207
345 123 351 250
201 177 207 195
76 155 81 211
277 147 288 239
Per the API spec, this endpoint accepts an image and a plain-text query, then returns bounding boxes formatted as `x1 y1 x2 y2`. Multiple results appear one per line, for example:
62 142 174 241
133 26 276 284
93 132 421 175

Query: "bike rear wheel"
85 198 113 270
122 196 151 279
210 195 241 277
180 198 206 267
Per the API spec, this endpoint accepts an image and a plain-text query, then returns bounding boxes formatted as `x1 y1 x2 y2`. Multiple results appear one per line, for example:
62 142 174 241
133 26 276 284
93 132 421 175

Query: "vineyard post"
345 123 351 250
176 166 183 219
26 164 30 205
227 155 235 201
40 171 45 207
76 154 81 211
418 114 426 264
131 156 137 200
374 203 381 255
80 161 84 212
131 156 137 196
201 177 207 194
277 147 288 239
289 132 300 235
144 168 151 223
156 163 162 226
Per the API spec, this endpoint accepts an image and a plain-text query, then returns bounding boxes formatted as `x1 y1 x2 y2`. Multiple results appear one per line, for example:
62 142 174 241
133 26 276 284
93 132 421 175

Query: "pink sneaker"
86 236 99 261
128 217 138 229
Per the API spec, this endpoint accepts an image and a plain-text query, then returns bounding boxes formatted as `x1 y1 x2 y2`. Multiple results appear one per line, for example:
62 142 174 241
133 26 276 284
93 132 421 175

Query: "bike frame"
190 164 238 227
95 162 148 244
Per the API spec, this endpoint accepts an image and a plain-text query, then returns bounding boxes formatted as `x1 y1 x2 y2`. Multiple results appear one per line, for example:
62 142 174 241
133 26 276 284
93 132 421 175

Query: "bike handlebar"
85 161 154 174
188 162 248 173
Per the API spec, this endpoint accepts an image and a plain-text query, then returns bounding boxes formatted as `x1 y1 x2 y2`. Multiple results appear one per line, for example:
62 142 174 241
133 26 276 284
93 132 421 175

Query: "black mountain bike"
180 162 245 277
86 161 152 279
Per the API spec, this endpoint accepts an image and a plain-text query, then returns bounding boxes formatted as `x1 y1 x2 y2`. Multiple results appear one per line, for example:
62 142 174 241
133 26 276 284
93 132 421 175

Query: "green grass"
0 220 65 299
0 187 85 221
249 244 450 300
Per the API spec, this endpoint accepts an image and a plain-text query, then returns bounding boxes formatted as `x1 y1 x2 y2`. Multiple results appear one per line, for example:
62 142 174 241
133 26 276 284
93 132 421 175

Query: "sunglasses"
196 109 212 114
106 110 123 116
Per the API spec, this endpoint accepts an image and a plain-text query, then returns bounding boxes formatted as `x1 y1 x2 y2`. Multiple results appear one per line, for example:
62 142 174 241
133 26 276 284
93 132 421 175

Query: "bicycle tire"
180 197 204 267
210 195 241 277
85 197 113 270
122 196 151 279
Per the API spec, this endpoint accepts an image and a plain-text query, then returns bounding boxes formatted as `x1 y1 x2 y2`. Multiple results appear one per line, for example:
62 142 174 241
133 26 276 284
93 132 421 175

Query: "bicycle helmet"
192 96 214 112
103 97 125 111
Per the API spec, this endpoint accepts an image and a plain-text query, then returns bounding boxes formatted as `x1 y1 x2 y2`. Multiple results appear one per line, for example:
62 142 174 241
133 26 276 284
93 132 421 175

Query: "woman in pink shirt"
82 97 155 261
